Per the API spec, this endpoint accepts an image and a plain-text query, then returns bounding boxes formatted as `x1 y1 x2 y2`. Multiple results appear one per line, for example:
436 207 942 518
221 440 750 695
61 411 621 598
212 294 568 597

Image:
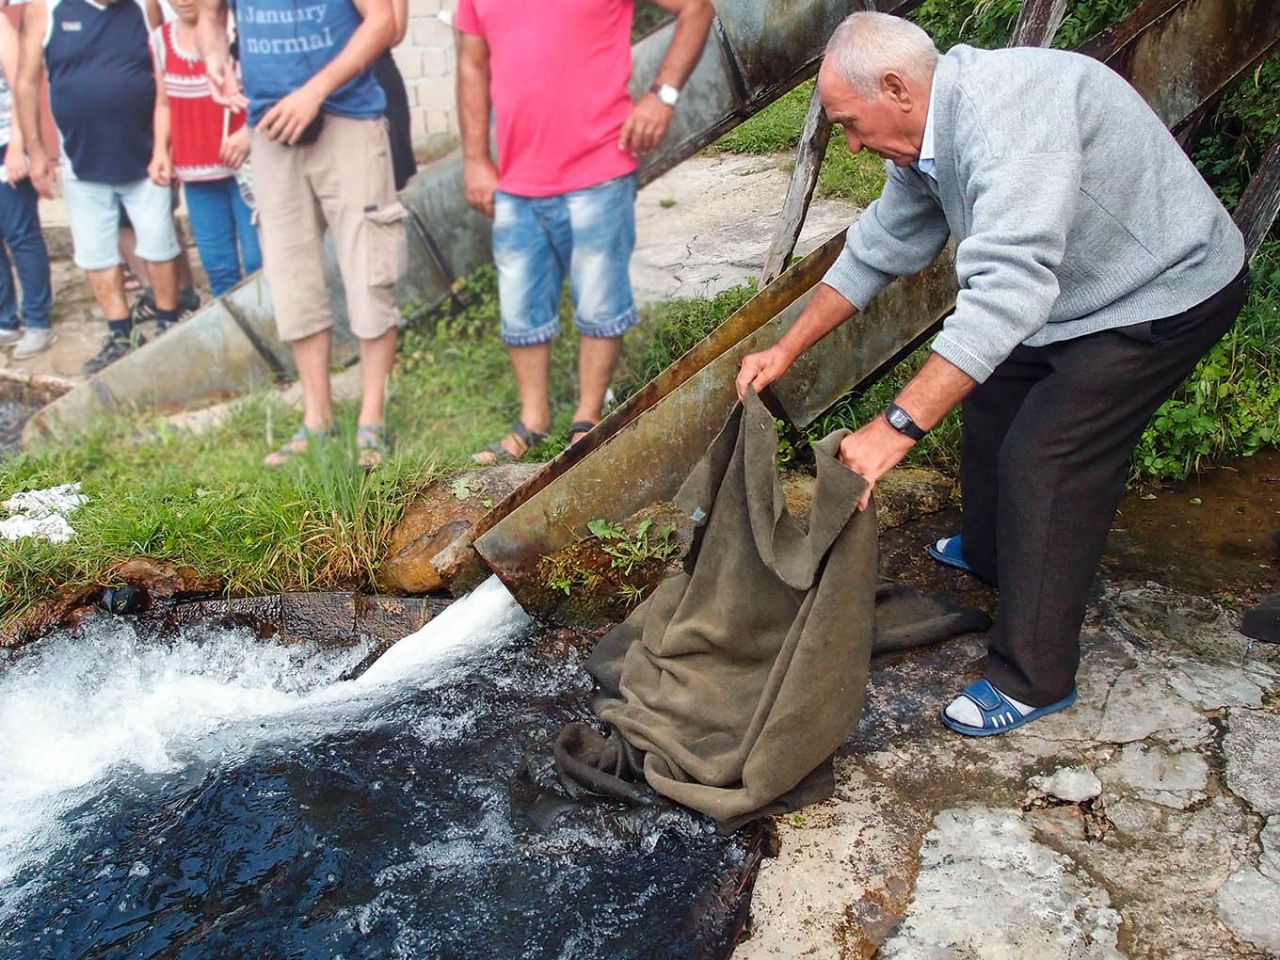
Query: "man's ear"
881 72 914 111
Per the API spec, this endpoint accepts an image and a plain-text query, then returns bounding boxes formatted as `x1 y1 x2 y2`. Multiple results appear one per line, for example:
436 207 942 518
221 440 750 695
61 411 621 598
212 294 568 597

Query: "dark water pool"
0 579 753 959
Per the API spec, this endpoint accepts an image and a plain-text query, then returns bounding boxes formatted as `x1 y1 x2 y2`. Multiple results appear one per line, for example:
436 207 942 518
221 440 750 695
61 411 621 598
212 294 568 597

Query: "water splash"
0 577 747 958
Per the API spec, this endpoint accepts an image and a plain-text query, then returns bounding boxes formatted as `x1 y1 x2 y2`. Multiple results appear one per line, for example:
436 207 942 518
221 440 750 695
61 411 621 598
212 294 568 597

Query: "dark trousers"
960 266 1249 705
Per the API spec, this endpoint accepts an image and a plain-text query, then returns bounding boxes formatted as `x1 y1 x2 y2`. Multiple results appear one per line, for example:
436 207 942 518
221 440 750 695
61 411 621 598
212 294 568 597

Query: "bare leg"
357 327 397 427
145 257 180 312
175 247 196 294
118 227 149 289
289 329 334 433
474 343 553 462
85 266 130 321
508 341 552 445
572 335 621 437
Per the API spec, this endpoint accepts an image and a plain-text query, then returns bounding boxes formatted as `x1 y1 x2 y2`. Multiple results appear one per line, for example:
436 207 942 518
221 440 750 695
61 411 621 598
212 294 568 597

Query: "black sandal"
566 420 598 447
472 420 548 465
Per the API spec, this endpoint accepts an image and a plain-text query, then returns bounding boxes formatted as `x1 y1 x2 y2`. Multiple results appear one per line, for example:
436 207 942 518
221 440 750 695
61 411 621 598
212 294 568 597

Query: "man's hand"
258 84 324 144
207 58 249 112
736 343 797 400
619 93 674 156
148 150 173 186
464 156 499 218
220 126 250 168
837 416 916 511
4 141 27 185
27 153 55 199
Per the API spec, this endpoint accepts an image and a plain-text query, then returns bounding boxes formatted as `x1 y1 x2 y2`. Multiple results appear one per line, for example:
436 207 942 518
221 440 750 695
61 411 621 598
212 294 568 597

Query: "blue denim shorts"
492 174 640 346
62 175 180 271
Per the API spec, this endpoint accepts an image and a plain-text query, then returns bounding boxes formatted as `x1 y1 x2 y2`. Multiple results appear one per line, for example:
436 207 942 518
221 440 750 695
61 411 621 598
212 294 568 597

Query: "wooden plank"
1011 0 1068 47
1234 134 1280 259
761 85 834 285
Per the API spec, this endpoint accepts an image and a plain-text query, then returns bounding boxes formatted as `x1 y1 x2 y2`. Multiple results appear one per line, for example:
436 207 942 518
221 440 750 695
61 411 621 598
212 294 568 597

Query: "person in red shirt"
149 0 260 297
459 0 714 463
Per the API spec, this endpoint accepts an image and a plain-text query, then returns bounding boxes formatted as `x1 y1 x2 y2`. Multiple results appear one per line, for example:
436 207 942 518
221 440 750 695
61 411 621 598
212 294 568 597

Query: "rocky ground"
738 479 1280 959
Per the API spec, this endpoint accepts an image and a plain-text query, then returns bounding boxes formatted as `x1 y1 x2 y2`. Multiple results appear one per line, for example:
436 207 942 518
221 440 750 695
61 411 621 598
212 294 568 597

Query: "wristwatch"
884 402 928 441
650 82 681 108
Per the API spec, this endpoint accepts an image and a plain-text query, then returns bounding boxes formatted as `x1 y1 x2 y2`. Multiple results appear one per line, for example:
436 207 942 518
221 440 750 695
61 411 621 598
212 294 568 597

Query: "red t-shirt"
455 0 639 197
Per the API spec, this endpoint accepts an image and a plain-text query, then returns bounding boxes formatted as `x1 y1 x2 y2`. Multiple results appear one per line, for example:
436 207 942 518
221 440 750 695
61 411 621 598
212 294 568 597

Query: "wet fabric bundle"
555 390 989 829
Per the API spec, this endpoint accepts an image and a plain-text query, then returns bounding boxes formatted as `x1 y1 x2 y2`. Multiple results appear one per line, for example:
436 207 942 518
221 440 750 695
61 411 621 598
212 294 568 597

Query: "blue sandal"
927 534 974 573
940 679 1077 737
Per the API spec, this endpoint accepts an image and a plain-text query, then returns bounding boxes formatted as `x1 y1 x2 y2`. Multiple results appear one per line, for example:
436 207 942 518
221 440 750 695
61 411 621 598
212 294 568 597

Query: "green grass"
0 270 759 626
0 401 432 622
711 80 888 208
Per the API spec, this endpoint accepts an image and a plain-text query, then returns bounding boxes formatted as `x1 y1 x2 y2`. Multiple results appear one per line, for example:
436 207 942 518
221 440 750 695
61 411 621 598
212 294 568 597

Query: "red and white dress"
150 22 243 182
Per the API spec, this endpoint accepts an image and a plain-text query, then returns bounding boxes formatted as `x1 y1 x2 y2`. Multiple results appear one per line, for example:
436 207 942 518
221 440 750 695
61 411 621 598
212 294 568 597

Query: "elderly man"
737 12 1247 736
458 0 715 463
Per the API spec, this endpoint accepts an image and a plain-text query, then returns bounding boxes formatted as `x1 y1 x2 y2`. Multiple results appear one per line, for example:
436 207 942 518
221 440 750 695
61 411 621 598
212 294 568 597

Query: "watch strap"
884 402 928 441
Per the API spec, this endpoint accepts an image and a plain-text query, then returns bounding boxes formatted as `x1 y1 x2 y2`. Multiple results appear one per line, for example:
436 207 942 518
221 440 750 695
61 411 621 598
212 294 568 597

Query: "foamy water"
0 576 531 891
0 577 745 959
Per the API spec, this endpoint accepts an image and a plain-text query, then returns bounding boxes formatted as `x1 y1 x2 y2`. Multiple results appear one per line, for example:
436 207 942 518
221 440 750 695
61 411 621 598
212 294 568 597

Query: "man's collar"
915 77 937 179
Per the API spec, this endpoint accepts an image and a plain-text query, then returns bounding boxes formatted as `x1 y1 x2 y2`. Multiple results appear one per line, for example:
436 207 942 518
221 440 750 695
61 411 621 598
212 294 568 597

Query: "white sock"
944 685 1035 727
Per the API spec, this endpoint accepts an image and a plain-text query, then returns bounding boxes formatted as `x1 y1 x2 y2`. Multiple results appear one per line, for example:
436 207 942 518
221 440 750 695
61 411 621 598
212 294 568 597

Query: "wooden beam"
1011 0 1068 47
760 85 834 285
1234 134 1280 259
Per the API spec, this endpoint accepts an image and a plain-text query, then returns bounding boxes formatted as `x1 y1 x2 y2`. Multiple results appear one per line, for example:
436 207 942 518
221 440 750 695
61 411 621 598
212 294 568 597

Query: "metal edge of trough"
471 0 1280 598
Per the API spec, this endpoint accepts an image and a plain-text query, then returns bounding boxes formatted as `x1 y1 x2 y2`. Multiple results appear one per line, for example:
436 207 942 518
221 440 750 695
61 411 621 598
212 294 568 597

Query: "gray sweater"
823 45 1245 383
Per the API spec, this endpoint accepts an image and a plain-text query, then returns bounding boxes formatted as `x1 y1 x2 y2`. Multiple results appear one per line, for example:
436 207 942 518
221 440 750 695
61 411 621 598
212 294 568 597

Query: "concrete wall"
396 0 460 153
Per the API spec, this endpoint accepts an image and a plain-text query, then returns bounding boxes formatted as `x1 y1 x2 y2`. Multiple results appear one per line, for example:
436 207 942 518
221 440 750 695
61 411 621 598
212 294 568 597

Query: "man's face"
818 64 926 168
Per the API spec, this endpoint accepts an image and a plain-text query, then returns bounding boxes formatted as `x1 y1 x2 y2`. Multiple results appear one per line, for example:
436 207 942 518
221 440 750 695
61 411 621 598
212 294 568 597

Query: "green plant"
617 282 759 398
711 80 887 207
1194 53 1280 217
1131 243 1280 481
587 517 679 575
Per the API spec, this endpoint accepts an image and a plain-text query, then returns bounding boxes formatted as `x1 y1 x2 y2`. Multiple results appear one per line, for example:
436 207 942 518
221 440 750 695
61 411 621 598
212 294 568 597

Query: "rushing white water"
0 575 532 892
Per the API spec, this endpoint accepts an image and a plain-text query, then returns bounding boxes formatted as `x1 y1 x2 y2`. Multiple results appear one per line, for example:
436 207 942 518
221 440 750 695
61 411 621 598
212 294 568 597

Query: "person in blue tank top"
16 0 187 376
196 0 402 470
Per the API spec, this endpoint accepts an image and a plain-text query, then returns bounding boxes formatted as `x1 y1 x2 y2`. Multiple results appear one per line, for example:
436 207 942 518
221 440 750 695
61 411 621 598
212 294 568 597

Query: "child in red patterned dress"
148 0 260 297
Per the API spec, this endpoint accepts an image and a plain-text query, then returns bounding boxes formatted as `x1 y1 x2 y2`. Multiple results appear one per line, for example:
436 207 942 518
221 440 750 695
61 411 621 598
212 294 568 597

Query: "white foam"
1 481 88 544
0 576 530 892
356 575 531 687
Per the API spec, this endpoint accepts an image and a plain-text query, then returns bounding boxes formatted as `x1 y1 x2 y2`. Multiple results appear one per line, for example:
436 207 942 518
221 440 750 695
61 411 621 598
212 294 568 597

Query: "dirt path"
631 152 859 305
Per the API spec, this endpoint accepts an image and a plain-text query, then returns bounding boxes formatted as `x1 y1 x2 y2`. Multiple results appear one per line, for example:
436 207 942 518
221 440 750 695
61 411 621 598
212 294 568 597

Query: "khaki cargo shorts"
251 114 407 342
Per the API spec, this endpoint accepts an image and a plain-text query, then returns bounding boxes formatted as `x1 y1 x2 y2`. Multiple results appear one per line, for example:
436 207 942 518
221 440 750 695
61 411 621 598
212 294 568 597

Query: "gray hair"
824 11 939 98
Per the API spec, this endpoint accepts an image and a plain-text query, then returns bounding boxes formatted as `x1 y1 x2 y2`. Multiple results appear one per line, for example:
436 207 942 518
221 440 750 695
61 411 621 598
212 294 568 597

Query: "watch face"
888 407 909 430
657 86 678 106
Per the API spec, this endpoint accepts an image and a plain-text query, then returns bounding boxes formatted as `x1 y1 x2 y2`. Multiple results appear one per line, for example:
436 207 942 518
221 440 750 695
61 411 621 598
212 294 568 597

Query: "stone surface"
1215 867 1280 952
1028 765 1102 804
780 467 954 536
1223 709 1280 818
112 558 221 598
744 574 1280 960
1099 742 1209 809
1095 666 1212 746
379 464 540 594
1166 655 1267 710
631 154 859 305
878 808 1123 960
1261 818 1280 882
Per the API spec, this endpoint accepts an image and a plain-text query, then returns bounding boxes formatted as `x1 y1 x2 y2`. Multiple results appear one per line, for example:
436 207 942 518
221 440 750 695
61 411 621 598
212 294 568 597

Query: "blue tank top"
236 0 386 127
44 0 154 184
